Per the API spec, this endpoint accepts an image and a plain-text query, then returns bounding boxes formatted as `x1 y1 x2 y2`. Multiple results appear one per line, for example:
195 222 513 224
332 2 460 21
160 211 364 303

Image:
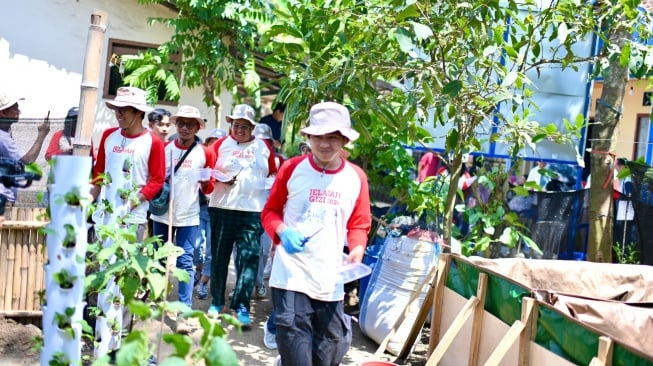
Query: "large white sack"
359 229 440 355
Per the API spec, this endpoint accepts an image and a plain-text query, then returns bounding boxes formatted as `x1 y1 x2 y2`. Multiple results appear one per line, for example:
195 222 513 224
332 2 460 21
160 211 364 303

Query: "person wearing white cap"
261 101 371 366
91 86 166 240
207 104 277 327
150 105 216 334
204 128 228 147
0 92 51 225
193 128 228 300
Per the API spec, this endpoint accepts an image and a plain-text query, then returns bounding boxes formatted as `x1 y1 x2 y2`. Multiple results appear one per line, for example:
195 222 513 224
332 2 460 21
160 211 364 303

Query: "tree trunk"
442 152 463 246
587 26 630 262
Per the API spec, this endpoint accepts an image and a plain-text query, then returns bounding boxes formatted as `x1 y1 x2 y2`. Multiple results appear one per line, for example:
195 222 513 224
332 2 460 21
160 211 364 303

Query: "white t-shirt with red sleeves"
151 140 216 226
262 155 371 302
209 136 276 212
92 127 165 224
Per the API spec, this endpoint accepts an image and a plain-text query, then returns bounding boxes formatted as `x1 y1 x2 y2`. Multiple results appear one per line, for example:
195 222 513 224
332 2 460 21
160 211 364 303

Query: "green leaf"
446 129 459 150
409 21 433 40
162 333 192 357
531 133 547 143
501 72 518 87
394 27 414 53
499 227 513 245
522 235 542 254
544 123 558 134
396 4 420 21
205 337 239 366
148 274 168 299
172 268 190 283
25 162 43 177
442 80 462 97
127 301 152 319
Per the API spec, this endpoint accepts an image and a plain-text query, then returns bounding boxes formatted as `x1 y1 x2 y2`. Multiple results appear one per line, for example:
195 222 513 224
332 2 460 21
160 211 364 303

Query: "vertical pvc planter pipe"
42 155 92 365
92 153 133 359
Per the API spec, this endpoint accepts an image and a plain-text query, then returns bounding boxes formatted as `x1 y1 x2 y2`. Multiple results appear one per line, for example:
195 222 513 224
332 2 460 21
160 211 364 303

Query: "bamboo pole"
0 222 8 308
74 9 108 157
10 231 19 311
19 237 29 310
14 208 28 311
5 223 17 310
35 220 46 311
26 208 41 311
27 230 37 311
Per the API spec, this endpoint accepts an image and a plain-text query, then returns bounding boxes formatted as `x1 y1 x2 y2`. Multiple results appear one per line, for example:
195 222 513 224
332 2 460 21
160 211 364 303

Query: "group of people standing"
0 86 371 366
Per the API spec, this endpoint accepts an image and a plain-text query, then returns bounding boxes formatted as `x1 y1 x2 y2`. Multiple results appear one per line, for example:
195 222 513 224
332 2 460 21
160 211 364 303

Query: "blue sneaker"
208 304 222 317
236 305 251 327
197 282 208 299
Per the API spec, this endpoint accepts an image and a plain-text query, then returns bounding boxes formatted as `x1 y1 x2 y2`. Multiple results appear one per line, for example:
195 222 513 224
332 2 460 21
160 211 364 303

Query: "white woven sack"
359 230 439 355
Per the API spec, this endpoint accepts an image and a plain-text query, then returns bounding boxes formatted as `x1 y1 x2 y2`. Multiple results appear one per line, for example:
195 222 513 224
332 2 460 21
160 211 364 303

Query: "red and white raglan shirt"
261 155 371 302
151 140 216 226
209 136 277 212
92 127 165 224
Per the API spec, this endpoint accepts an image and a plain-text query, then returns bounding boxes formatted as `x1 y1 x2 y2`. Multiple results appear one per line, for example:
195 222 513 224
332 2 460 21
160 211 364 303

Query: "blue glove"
280 227 305 254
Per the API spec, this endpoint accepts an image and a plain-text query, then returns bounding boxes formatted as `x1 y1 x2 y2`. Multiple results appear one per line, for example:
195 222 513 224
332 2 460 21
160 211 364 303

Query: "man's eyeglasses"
232 124 253 131
176 121 199 129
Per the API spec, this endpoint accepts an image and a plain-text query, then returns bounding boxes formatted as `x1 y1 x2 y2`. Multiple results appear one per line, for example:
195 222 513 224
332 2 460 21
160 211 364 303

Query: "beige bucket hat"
171 105 205 129
226 104 257 125
105 87 153 113
301 102 359 142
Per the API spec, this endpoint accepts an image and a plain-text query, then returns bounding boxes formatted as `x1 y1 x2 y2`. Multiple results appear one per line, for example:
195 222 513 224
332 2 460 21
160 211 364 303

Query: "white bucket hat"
0 92 24 111
105 87 153 113
226 104 257 125
301 102 359 142
207 128 228 139
170 105 205 129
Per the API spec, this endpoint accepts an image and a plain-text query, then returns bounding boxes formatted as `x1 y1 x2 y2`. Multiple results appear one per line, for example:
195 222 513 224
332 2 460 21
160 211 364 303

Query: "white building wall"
0 0 227 144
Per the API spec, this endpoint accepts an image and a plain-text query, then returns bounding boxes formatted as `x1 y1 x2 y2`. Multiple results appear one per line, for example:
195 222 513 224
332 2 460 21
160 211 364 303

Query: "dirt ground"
0 274 430 366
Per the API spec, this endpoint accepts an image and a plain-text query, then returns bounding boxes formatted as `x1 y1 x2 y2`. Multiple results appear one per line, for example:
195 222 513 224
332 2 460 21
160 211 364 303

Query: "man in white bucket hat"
150 105 216 334
0 92 51 226
91 86 165 240
207 104 277 327
261 101 371 366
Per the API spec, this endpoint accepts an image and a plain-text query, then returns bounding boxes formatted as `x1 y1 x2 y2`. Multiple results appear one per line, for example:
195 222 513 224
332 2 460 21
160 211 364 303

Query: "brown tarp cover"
465 257 653 358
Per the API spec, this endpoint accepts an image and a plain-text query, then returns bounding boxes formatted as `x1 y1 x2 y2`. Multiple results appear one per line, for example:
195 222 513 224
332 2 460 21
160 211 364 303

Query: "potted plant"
63 186 83 207
62 224 76 249
53 268 78 290
117 187 131 201
54 307 76 338
49 351 71 366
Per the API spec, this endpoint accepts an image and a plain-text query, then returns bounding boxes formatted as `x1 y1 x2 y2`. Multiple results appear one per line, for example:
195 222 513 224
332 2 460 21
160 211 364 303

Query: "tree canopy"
131 0 653 259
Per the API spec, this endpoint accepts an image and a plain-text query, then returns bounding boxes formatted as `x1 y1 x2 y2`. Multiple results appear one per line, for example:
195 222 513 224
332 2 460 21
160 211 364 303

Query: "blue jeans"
193 204 212 277
256 232 272 287
267 310 276 333
153 222 198 308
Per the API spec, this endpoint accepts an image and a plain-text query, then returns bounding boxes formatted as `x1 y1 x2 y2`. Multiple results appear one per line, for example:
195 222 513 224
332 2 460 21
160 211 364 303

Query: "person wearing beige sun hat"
261 101 371 366
151 104 216 334
226 103 257 125
206 103 277 326
91 86 165 241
